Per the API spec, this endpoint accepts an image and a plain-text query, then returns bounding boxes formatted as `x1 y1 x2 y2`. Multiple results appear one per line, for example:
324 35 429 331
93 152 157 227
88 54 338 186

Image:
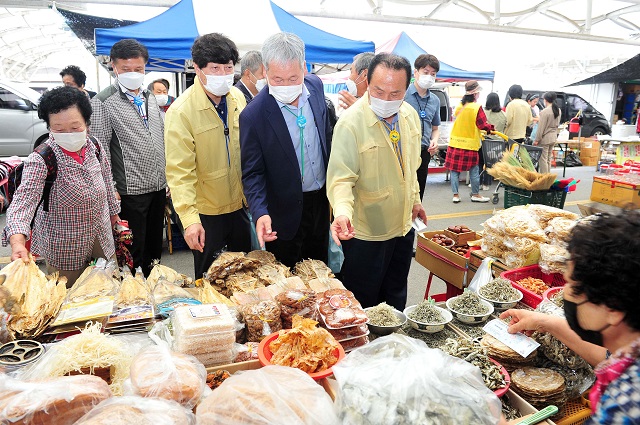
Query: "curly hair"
191 33 239 69
567 211 640 330
37 86 92 128
60 65 86 87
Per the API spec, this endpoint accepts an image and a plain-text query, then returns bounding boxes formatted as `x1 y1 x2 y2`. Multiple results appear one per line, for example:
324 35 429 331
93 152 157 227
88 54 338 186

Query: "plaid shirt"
3 138 120 270
445 105 492 172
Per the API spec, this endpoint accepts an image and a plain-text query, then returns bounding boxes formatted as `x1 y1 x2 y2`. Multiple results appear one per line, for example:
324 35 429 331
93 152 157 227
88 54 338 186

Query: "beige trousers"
538 144 555 174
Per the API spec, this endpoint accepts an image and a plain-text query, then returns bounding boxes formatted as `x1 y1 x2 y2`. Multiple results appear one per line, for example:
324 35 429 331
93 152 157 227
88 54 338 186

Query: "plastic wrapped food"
317 289 367 328
527 205 579 229
196 365 339 425
66 258 119 303
294 259 335 283
0 374 111 425
275 289 318 328
482 207 547 242
332 334 501 424
234 342 260 362
74 396 195 425
327 324 369 341
152 278 193 305
116 266 152 309
147 263 189 289
127 344 207 409
240 300 282 342
538 243 570 274
544 217 578 246
340 335 369 351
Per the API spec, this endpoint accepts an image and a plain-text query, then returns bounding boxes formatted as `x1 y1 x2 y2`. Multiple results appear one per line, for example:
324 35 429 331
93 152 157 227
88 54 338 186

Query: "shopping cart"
481 131 544 204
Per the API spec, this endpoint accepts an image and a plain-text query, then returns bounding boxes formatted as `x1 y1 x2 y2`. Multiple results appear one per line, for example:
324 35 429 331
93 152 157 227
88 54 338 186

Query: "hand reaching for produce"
331 215 355 246
9 234 29 263
411 204 427 224
184 223 206 253
256 215 278 248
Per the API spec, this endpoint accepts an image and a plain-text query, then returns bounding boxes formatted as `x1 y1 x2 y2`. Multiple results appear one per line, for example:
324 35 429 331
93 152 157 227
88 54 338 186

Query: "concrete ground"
0 163 598 306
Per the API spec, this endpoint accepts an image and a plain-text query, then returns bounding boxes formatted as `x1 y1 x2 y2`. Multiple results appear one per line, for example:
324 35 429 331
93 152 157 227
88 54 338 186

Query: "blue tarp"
378 32 495 82
95 0 374 72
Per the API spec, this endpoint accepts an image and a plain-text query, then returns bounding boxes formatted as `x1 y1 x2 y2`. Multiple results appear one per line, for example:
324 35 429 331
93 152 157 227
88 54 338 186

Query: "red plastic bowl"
543 286 564 303
490 358 511 398
257 331 346 381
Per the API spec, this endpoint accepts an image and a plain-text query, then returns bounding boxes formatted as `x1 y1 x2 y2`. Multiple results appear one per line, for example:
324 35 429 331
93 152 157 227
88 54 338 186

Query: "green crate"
504 185 567 209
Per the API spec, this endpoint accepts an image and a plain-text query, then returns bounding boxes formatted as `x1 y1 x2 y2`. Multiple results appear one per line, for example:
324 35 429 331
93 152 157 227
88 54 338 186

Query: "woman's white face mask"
52 130 87 152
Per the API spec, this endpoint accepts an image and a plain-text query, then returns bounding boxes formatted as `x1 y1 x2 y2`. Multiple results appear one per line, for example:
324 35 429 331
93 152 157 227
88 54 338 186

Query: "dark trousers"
193 209 252 279
266 188 329 268
119 189 166 277
416 146 431 201
341 229 415 311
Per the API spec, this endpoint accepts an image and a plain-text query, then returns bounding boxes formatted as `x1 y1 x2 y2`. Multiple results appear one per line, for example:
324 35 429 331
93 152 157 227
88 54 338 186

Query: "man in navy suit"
240 32 331 268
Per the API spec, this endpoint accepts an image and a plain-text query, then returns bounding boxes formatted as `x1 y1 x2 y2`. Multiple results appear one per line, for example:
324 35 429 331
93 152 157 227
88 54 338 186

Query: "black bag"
563 151 583 167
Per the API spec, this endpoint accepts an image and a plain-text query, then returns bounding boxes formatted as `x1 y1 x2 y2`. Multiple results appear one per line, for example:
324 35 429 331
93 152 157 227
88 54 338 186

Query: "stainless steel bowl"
364 307 407 335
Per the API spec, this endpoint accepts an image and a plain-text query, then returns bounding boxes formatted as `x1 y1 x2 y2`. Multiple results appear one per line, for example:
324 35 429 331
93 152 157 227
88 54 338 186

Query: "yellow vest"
449 102 482 151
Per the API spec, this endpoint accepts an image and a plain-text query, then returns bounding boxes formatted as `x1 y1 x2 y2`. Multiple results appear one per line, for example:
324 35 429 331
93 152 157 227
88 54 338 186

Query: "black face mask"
564 299 609 346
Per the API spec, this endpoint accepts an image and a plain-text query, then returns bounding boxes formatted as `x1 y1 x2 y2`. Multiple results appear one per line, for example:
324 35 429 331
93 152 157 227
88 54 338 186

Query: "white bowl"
403 304 452 333
478 288 523 311
446 297 494 324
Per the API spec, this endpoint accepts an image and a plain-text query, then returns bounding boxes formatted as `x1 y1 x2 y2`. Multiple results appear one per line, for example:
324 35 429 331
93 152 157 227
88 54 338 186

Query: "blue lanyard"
283 105 307 183
128 94 148 129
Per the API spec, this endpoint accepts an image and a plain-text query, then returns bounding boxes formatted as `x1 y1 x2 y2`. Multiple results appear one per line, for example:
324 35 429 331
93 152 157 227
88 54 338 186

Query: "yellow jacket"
449 102 482 151
327 93 422 241
505 98 533 139
164 82 246 229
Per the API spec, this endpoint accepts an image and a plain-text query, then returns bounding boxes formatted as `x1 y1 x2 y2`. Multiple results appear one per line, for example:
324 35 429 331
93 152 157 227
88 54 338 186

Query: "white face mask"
417 74 435 90
155 94 168 107
52 130 87 152
201 73 234 96
269 83 303 104
368 93 403 119
116 70 145 91
345 78 358 96
255 78 267 91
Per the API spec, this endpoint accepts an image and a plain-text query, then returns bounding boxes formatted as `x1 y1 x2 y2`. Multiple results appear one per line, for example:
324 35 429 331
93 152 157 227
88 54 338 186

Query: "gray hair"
240 51 263 75
261 32 305 71
353 52 375 75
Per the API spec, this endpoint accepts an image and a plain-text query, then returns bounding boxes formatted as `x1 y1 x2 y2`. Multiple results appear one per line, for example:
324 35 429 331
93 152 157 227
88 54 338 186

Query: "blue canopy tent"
377 32 495 82
94 0 374 72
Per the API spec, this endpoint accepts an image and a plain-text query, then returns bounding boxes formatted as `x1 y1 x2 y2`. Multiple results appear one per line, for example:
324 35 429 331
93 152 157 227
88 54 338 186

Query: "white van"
0 80 48 156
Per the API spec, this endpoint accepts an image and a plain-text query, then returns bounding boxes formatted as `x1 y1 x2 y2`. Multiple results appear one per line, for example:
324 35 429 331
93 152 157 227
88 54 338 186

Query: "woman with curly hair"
500 211 640 423
3 86 121 287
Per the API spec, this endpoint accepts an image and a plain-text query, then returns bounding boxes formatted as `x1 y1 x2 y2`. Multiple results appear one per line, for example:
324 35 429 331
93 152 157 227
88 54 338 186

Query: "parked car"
504 90 611 137
0 80 48 156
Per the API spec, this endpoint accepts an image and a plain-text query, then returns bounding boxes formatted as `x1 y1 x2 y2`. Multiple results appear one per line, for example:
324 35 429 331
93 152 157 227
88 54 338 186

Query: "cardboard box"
590 176 640 208
415 231 469 289
468 250 510 276
504 389 555 425
577 202 626 217
580 156 599 166
442 228 478 246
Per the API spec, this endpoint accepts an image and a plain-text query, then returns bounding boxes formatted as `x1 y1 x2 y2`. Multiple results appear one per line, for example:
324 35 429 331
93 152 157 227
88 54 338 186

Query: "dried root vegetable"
1 257 67 339
269 315 340 373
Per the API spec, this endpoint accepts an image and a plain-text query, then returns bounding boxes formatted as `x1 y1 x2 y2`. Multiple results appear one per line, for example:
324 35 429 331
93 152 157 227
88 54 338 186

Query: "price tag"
483 319 540 358
189 304 222 318
411 217 428 232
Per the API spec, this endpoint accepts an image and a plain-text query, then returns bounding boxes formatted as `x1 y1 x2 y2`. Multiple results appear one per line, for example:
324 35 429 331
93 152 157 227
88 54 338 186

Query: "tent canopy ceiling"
376 32 495 82
94 0 374 72
568 54 640 86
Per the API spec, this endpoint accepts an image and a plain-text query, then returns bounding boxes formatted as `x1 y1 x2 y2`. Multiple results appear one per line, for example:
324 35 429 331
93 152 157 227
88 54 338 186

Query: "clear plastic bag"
196 365 339 425
332 334 501 425
240 300 282 342
0 373 112 424
469 257 495 293
75 396 195 425
126 343 208 409
538 243 569 274
66 258 119 303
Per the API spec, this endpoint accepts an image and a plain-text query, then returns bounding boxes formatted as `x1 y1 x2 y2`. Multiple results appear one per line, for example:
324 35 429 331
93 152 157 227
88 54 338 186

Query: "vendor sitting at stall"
3 86 121 287
500 211 640 424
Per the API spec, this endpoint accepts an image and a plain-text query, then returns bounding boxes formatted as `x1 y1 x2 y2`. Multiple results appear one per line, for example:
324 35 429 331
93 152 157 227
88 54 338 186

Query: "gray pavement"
0 164 598 307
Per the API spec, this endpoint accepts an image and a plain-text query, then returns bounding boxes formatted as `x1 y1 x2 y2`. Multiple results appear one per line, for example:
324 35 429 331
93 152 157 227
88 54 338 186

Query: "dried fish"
367 303 402 327
479 278 520 302
439 338 506 391
550 289 564 308
449 292 490 315
408 300 445 324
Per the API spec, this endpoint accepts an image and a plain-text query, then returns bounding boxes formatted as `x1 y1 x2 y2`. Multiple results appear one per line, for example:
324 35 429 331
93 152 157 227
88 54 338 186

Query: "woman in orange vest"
445 80 494 203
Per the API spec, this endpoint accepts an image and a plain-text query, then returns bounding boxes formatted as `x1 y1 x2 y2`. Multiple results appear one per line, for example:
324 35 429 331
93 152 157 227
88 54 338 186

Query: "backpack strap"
88 135 101 160
33 143 57 213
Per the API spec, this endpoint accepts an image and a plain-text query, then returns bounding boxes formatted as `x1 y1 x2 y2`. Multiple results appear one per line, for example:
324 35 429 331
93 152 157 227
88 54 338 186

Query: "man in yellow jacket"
327 53 427 310
165 33 250 278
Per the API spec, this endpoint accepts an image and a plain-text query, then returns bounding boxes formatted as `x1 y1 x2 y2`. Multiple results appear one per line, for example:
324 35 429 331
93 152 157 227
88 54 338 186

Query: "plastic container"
257 331 345 380
501 265 566 308
403 305 452 333
543 286 564 303
490 358 511 398
504 185 567 209
554 397 592 425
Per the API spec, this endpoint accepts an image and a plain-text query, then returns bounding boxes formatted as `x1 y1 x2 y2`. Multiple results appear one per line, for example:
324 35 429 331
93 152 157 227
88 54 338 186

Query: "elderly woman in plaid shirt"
3 86 121 287
445 80 493 204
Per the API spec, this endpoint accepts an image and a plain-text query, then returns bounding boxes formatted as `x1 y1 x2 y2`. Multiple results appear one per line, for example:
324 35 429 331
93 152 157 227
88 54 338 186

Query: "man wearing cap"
404 54 441 201
327 53 426 311
505 84 533 143
444 80 493 204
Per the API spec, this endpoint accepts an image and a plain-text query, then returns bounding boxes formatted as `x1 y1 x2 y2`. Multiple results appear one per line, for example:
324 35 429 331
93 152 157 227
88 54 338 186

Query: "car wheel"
590 127 607 137
33 135 48 150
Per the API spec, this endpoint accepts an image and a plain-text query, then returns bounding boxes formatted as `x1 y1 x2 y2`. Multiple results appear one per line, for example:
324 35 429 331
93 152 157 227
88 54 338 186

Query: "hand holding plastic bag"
332 334 501 425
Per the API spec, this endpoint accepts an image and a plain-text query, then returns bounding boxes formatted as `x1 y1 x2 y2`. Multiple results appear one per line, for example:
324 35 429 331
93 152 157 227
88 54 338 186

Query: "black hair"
37 86 92 128
525 93 539 102
59 65 86 87
110 39 149 63
508 84 523 100
543 91 560 119
485 92 501 113
147 79 169 92
460 94 476 106
568 211 640 331
367 53 412 90
414 54 440 73
191 33 239 69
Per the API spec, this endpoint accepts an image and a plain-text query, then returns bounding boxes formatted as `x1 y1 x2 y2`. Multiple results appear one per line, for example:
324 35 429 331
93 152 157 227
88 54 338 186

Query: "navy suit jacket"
240 74 331 240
